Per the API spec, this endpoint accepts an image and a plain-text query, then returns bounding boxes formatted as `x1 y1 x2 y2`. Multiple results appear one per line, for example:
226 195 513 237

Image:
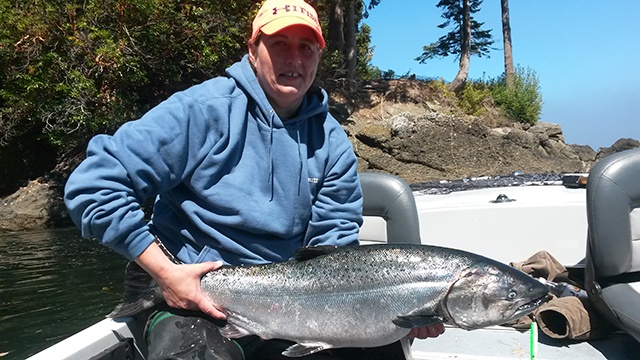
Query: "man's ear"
248 42 257 66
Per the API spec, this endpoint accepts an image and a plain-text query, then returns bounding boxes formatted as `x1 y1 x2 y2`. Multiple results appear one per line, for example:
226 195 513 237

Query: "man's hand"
135 241 226 320
406 323 445 339
159 261 226 320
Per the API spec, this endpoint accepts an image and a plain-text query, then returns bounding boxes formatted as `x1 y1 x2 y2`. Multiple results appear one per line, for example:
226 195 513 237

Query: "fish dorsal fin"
393 315 445 329
282 342 332 357
293 245 339 261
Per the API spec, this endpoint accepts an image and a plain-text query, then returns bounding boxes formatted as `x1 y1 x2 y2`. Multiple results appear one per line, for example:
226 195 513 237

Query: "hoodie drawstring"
268 110 275 202
267 110 305 200
296 127 303 196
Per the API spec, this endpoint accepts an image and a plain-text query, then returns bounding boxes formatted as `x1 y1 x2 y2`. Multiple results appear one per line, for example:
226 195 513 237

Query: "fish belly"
217 282 438 349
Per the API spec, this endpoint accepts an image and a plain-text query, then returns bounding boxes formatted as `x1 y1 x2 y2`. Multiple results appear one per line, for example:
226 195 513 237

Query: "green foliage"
0 0 258 194
318 48 345 78
381 69 396 80
316 1 379 82
0 0 255 148
354 23 379 81
429 78 456 99
0 0 384 194
488 66 543 125
458 81 492 116
1 0 381 148
363 0 382 18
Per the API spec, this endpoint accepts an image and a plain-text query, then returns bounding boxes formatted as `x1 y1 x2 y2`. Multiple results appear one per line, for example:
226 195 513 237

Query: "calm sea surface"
0 228 127 359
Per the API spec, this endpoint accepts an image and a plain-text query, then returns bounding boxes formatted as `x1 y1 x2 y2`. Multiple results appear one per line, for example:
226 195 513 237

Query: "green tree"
0 0 255 195
416 0 494 91
319 0 377 81
0 0 379 195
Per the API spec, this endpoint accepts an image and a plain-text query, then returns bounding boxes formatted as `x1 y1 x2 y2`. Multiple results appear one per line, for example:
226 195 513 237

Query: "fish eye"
507 290 517 300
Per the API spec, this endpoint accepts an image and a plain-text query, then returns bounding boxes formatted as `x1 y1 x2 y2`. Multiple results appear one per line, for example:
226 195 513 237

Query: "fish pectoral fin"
218 322 253 339
293 245 340 261
282 342 332 357
108 262 164 318
393 315 445 329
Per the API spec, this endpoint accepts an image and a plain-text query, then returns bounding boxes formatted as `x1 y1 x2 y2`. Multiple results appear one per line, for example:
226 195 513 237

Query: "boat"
27 150 640 360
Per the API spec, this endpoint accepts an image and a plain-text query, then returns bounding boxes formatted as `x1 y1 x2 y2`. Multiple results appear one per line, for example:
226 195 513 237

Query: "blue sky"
363 1 640 150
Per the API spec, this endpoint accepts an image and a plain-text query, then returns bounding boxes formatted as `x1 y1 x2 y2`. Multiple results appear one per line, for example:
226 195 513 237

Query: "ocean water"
0 228 126 359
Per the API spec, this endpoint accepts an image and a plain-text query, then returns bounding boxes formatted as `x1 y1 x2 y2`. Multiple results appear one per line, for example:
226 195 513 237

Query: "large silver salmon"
111 244 549 357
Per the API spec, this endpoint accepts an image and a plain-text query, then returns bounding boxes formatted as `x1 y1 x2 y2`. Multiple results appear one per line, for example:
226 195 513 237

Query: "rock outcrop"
341 102 613 184
0 179 71 232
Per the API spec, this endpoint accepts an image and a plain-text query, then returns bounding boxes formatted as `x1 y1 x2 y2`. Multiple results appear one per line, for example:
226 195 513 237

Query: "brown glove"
509 250 567 281
535 296 607 340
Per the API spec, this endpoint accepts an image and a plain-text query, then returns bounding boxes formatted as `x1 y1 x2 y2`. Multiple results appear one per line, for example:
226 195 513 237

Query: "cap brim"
260 17 325 48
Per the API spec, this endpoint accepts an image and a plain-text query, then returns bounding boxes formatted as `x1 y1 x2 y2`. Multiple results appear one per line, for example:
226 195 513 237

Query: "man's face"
249 25 321 117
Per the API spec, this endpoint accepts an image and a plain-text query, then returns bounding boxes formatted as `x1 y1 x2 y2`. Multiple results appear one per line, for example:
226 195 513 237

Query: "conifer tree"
416 0 494 91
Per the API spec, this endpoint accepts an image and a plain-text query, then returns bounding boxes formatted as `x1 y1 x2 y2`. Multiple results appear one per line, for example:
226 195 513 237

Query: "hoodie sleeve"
304 118 363 248
64 90 217 261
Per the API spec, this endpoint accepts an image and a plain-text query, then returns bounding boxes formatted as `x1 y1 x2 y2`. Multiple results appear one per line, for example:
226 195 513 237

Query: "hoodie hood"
226 55 328 127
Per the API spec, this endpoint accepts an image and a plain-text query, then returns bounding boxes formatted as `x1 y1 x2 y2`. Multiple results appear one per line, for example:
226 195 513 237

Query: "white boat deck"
361 184 589 267
411 325 640 360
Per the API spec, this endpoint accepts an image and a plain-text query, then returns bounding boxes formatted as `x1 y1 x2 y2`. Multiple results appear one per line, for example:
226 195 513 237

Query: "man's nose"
286 46 302 64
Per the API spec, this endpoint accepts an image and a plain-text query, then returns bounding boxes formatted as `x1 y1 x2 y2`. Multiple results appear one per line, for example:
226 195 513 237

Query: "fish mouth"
516 294 551 314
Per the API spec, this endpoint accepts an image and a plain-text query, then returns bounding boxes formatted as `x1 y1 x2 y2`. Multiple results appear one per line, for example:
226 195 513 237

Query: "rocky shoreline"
343 101 639 184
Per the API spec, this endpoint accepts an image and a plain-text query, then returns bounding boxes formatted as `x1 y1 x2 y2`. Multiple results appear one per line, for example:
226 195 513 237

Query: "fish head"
443 260 549 330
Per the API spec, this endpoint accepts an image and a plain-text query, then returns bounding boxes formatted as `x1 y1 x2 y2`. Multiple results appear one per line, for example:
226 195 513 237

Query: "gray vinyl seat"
585 148 640 343
359 172 421 245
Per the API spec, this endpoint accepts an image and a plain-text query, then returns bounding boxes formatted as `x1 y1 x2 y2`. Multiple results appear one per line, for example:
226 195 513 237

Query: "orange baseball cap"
251 0 326 49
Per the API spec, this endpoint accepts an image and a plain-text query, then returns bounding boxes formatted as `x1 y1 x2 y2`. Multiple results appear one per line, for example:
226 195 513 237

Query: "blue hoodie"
64 55 363 265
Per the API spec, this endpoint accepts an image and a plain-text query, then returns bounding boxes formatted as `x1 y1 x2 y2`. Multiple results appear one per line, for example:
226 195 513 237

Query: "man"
65 0 443 358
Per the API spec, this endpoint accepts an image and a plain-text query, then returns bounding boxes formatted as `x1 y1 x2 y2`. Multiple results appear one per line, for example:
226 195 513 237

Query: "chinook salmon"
111 244 549 357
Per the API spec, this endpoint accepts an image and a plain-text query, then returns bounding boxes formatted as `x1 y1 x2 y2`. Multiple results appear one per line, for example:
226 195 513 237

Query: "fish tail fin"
108 261 165 318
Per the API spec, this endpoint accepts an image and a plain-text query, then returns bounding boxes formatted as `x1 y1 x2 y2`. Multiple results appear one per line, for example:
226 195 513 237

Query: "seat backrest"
359 172 421 245
586 148 640 279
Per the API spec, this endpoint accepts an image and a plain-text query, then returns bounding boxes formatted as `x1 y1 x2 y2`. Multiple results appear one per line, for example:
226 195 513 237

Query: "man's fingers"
407 323 445 339
193 262 225 319
197 261 224 274
197 296 227 320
